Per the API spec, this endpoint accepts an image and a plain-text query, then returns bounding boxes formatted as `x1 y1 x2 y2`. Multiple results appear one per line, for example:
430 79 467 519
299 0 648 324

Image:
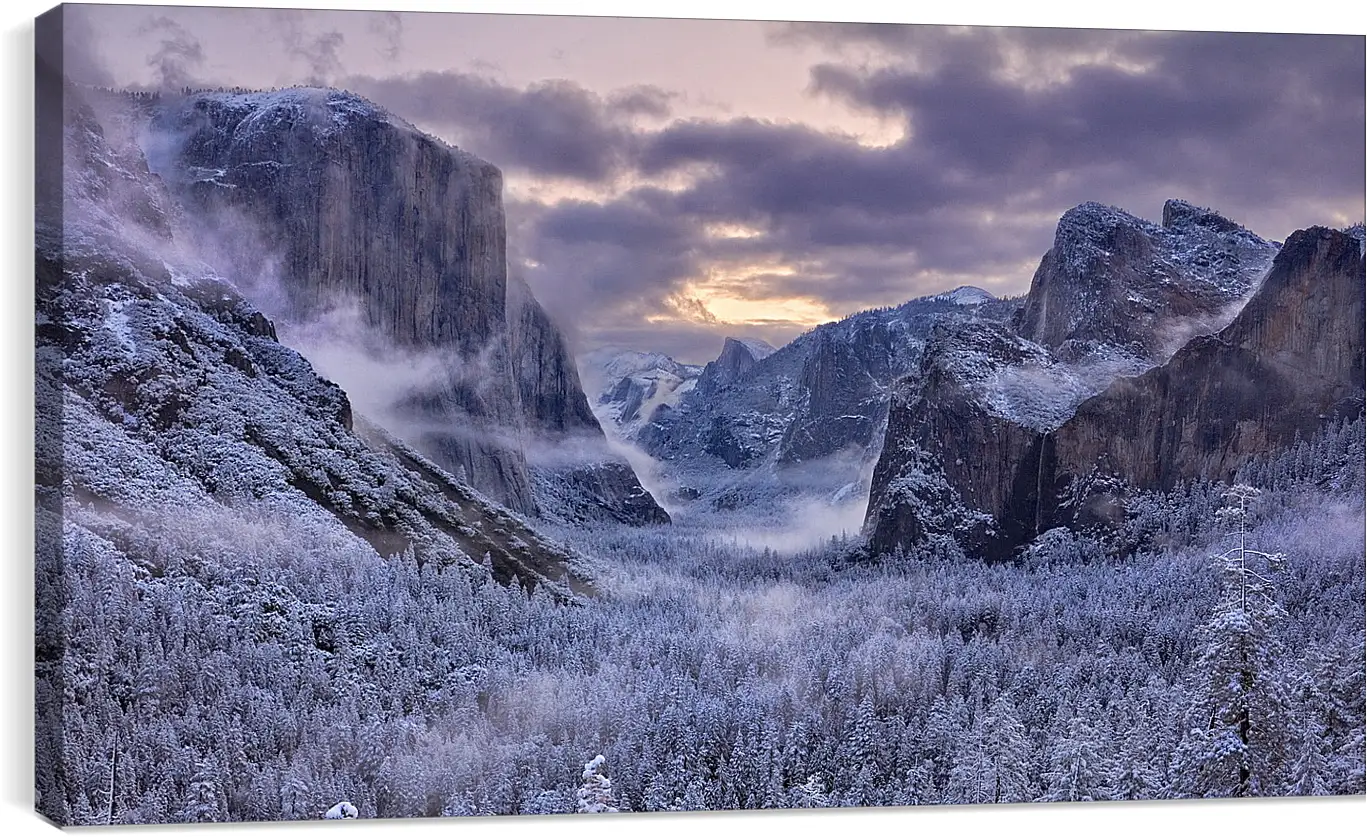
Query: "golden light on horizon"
646 260 841 329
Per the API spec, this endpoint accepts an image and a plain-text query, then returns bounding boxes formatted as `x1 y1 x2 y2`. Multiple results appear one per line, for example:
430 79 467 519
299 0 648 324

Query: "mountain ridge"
140 85 668 525
866 207 1362 559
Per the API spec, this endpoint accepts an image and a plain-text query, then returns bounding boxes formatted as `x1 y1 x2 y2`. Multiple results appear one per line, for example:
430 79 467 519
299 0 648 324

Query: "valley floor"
37 436 1367 824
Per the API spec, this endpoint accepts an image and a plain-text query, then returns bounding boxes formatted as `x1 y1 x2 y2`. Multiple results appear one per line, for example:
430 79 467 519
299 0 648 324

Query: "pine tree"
1173 485 1293 797
788 774 830 808
1038 714 1111 802
947 695 1032 804
182 757 225 823
576 755 620 813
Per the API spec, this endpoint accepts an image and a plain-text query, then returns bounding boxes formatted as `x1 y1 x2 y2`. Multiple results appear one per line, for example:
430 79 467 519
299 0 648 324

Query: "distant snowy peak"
931 285 995 306
696 337 778 393
580 347 704 438
725 337 779 363
581 347 703 386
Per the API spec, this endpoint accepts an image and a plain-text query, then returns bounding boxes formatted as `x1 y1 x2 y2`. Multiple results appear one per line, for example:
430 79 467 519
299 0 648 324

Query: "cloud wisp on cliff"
62 4 1365 364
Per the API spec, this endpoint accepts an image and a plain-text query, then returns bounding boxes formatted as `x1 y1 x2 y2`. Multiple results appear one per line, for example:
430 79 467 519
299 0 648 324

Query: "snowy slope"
40 84 593 596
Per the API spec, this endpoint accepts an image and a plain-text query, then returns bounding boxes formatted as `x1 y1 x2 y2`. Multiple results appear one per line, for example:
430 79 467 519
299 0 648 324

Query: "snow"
101 297 137 357
1346 223 1365 255
934 285 996 306
733 337 778 361
39 87 1366 825
323 801 358 819
580 347 702 384
1055 200 1277 301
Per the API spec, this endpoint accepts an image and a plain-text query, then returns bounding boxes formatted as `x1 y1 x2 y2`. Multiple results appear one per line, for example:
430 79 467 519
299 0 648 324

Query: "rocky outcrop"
695 337 776 395
580 348 703 438
507 276 600 433
642 291 1014 473
507 280 672 526
146 88 666 524
864 318 1054 556
779 318 916 465
1047 225 1364 496
866 221 1364 559
39 83 593 594
150 89 534 509
1014 200 1277 362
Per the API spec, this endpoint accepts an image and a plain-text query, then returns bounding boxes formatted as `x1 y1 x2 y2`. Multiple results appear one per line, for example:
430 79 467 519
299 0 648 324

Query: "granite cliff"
145 88 667 524
866 204 1363 559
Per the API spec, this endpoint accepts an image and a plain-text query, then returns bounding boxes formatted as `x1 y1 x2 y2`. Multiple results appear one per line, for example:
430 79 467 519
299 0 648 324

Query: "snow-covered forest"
39 416 1365 823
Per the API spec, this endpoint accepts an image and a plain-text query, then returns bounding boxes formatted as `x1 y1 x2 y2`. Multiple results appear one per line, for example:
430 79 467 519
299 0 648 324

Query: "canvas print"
34 1 1366 827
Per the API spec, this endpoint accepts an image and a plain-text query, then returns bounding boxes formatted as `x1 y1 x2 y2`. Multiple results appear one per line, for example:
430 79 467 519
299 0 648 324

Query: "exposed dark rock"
1048 225 1364 495
507 276 601 433
638 291 1016 479
1014 200 1276 362
146 88 665 524
695 337 776 395
867 220 1363 559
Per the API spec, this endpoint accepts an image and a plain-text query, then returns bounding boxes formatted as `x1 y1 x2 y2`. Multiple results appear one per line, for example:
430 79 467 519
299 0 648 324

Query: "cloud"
272 9 347 86
368 12 404 62
803 28 1364 208
345 72 642 182
607 85 677 119
139 15 204 90
61 7 117 88
93 14 1357 366
507 26 1362 359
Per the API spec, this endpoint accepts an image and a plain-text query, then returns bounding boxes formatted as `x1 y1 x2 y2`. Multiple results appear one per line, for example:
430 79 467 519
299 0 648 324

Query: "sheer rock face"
507 277 600 434
695 337 777 394
148 89 666 524
153 89 509 356
865 320 1054 558
39 84 593 596
1050 226 1365 495
1014 200 1277 363
507 279 671 526
867 220 1364 560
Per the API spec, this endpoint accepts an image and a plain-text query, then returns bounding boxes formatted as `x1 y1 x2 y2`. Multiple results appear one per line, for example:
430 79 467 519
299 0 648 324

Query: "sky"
58 1 1366 364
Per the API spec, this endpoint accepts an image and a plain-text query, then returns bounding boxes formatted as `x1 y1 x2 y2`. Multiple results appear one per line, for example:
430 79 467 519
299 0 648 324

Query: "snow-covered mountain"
39 80 594 594
580 347 704 439
932 285 996 306
638 289 1012 473
571 290 1016 527
865 201 1365 559
1015 199 1278 363
134 86 667 526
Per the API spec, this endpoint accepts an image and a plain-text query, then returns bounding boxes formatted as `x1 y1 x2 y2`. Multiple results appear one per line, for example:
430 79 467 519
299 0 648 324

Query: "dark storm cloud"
633 121 1042 300
509 25 1362 358
345 72 643 182
607 85 677 119
537 194 697 251
514 190 708 331
808 30 1364 203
